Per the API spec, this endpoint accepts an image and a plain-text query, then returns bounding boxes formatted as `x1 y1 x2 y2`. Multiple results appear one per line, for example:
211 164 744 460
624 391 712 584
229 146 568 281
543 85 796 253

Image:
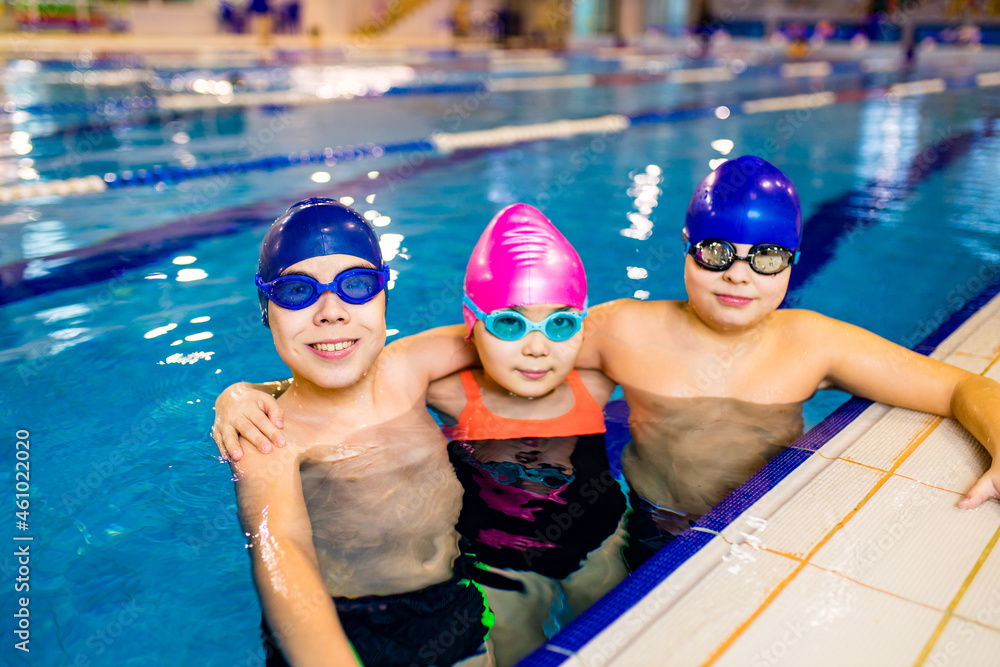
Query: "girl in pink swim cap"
425 203 627 667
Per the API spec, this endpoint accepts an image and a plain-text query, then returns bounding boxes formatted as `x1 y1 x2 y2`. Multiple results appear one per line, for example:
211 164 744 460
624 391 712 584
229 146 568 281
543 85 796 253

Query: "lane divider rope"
2 70 997 204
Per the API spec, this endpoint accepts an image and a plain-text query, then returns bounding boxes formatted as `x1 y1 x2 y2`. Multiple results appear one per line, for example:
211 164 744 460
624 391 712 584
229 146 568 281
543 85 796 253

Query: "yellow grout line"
804 562 947 613
952 351 994 359
811 453 959 495
981 349 1000 376
833 457 891 473
912 523 1000 666
891 474 968 496
699 417 942 666
946 611 1000 635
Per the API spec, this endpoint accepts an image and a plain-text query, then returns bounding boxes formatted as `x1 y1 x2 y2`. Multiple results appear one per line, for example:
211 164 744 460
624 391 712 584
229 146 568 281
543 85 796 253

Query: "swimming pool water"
2 46 1000 665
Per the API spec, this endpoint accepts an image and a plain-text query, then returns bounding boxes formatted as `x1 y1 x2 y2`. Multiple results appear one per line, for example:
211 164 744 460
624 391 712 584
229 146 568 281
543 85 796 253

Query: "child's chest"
611 333 824 403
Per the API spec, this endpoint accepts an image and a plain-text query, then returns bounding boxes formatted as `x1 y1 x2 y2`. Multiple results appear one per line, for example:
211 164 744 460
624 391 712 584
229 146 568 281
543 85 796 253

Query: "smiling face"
684 242 791 332
267 254 387 390
471 304 584 398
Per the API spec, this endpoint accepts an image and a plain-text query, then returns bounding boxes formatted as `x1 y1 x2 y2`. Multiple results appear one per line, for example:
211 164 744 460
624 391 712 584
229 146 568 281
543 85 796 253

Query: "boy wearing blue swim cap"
227 199 495 667
574 155 1000 570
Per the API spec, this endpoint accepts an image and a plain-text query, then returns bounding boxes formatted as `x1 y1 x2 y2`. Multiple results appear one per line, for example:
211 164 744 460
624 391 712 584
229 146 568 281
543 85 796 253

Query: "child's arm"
576 300 622 371
953 376 1000 508
577 368 618 407
379 324 478 387
806 312 1000 508
214 325 477 460
231 446 361 667
213 380 290 461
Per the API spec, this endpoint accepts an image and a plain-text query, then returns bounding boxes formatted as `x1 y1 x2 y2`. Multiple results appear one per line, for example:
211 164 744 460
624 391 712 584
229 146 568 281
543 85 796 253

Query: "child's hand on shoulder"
213 382 286 461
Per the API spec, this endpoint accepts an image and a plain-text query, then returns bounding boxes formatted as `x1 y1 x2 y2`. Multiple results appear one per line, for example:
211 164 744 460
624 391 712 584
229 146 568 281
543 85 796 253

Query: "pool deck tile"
952 314 1000 360
810 476 1000 610
723 458 885 560
581 550 800 667
895 418 991 494
928 619 1000 665
713 566 941 667
836 407 942 471
953 530 1000 632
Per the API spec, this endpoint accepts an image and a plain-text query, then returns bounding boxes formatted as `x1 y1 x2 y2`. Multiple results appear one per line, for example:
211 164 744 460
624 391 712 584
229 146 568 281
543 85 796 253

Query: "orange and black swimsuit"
446 370 626 580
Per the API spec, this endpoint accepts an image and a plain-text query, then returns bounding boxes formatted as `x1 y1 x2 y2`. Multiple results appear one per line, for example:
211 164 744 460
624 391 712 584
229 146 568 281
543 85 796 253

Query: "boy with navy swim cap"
228 198 494 666
575 155 1000 570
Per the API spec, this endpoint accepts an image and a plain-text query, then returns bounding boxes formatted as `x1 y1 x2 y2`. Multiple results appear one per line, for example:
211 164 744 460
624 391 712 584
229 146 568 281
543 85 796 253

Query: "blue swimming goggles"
685 239 800 275
256 265 389 309
463 296 587 342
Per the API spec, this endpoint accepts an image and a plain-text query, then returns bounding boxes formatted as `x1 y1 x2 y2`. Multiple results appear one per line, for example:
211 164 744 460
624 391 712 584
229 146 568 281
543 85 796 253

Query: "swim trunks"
621 487 693 573
261 557 493 666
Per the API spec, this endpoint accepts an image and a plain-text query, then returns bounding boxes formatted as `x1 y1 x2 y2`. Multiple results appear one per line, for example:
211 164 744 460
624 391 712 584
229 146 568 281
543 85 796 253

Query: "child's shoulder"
768 308 853 349
772 308 839 331
590 298 684 330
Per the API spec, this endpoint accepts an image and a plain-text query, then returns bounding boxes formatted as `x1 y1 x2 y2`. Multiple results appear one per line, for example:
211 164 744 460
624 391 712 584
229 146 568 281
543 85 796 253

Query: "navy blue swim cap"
257 197 384 327
684 156 802 251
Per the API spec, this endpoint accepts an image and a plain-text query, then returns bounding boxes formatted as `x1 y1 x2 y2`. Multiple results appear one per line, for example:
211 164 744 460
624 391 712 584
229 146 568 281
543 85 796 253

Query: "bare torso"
281 371 464 598
581 299 820 517
621 392 803 516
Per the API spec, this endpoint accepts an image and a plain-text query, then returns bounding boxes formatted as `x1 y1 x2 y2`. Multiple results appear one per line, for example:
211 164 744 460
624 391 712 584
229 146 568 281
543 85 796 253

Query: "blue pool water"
2 45 1000 665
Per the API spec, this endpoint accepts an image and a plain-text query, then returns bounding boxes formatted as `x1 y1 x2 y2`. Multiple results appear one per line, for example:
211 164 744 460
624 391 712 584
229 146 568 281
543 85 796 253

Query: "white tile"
715 452 843 546
930 294 1000 360
953 527 1000 631
941 351 994 375
586 550 799 667
812 403 891 460
574 527 749 664
954 315 1000 360
983 359 1000 383
721 459 885 560
811 476 1000 608
895 418 990 495
714 566 941 667
574 563 713 667
925 618 1000 666
838 408 941 471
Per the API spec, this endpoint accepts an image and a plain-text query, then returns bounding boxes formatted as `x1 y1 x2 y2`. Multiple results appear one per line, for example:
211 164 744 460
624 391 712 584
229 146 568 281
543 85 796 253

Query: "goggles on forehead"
463 296 587 342
685 239 800 275
256 265 389 310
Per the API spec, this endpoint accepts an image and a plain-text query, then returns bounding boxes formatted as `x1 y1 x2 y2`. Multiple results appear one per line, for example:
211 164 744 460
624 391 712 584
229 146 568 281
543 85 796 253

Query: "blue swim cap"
684 156 802 251
257 197 384 327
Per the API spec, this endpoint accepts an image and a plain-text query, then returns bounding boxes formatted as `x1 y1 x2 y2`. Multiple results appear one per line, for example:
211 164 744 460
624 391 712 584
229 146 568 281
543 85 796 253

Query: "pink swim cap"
463 203 588 336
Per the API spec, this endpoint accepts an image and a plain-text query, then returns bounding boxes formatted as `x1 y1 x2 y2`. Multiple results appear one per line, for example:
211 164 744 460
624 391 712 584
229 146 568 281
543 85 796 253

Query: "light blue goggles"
463 296 587 342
